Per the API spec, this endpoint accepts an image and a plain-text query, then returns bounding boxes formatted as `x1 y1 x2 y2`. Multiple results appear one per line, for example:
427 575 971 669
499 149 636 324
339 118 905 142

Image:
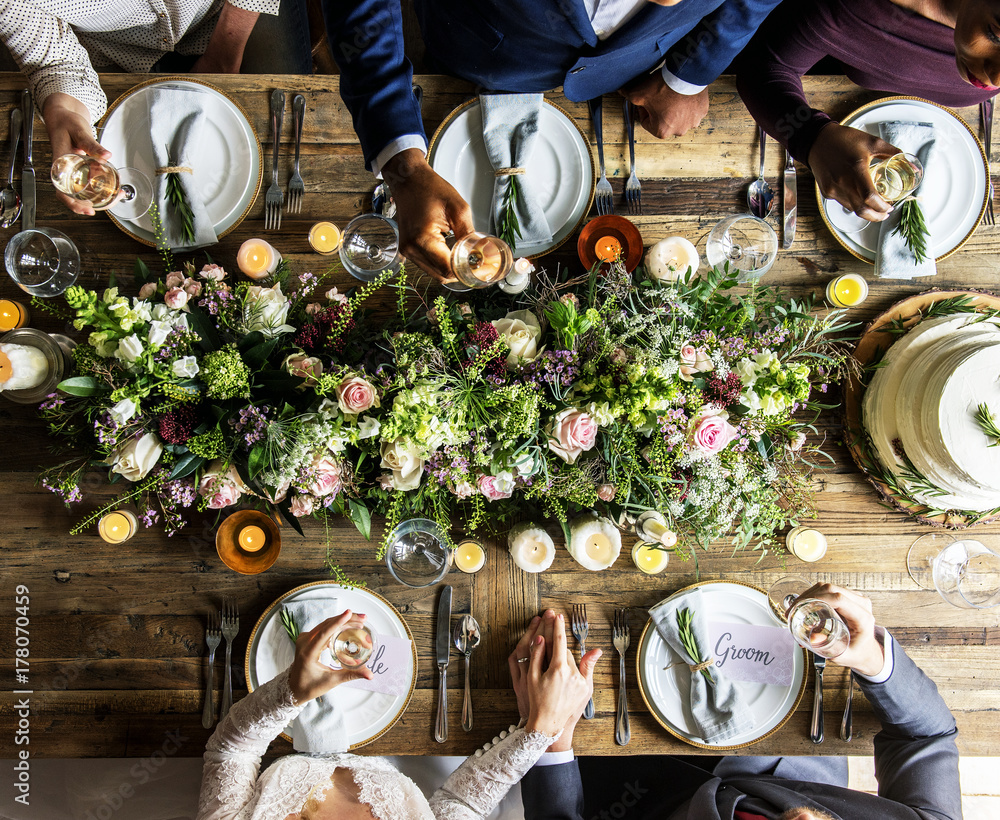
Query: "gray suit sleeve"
857 641 962 820
521 761 585 820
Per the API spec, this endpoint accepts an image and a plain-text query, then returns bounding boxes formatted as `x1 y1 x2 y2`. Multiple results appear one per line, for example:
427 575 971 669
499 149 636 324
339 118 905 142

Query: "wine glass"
869 152 923 204
767 575 851 659
449 232 513 289
385 517 452 587
329 620 377 668
907 534 1000 609
4 228 80 297
50 154 152 220
705 215 778 283
339 213 402 281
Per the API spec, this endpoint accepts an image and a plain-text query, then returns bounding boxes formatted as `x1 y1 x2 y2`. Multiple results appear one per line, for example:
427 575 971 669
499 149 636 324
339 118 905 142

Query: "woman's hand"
41 93 112 216
287 611 374 704
791 584 885 677
808 123 899 222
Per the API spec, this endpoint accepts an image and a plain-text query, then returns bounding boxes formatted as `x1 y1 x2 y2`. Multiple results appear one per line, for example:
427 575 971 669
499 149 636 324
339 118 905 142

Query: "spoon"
747 126 774 219
373 85 423 217
453 613 481 733
0 108 22 228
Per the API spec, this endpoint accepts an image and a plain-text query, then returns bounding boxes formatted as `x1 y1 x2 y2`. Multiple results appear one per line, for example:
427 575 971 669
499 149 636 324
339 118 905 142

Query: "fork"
265 89 285 230
286 94 305 214
220 598 240 721
980 98 994 226
202 612 221 729
588 97 614 216
613 608 630 746
622 99 642 216
570 604 595 719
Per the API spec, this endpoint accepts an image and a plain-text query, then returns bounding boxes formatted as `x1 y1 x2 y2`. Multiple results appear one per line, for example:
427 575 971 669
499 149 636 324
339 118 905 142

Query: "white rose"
379 437 425 491
115 334 144 363
736 357 759 386
492 309 543 366
244 283 294 338
147 320 173 348
111 433 163 482
171 356 200 379
110 398 137 426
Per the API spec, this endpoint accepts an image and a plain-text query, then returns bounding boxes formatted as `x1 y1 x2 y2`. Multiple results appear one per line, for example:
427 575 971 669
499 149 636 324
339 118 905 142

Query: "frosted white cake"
862 313 1000 512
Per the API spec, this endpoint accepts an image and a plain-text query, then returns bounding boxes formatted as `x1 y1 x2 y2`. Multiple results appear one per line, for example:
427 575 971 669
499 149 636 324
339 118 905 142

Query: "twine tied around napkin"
155 165 193 175
494 167 526 177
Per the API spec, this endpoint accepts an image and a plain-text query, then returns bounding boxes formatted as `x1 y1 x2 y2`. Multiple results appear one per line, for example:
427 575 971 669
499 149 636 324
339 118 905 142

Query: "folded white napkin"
649 589 756 744
148 88 218 250
875 121 936 279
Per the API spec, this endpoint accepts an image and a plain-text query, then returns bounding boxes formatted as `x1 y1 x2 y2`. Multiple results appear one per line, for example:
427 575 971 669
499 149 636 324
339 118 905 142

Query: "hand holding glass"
768 576 851 659
329 618 376 668
869 152 923 204
50 153 152 220
449 232 513 288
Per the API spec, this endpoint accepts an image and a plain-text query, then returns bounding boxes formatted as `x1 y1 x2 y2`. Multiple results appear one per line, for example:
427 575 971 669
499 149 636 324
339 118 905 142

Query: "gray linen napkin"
479 93 553 249
649 589 756 744
875 121 936 279
148 89 218 250
282 598 350 754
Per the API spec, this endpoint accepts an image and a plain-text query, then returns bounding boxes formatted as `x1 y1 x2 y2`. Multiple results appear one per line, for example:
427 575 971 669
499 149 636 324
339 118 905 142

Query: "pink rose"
597 483 616 502
336 376 379 415
284 353 323 387
691 410 738 456
305 454 342 497
165 271 184 289
789 431 808 452
546 408 598 465
164 287 189 310
198 463 243 510
200 264 227 281
305 302 323 316
378 473 395 491
478 474 513 501
679 343 713 382
182 277 202 297
263 479 291 504
453 480 476 499
325 287 348 304
138 282 158 299
289 494 316 517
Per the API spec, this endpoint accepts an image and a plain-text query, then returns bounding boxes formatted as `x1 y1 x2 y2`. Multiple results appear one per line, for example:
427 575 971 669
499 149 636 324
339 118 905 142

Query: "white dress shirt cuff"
372 135 428 179
855 627 894 684
660 67 707 96
534 749 575 767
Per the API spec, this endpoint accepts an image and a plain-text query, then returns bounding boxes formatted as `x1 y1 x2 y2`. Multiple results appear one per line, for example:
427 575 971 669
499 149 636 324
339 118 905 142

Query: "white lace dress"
196 669 557 820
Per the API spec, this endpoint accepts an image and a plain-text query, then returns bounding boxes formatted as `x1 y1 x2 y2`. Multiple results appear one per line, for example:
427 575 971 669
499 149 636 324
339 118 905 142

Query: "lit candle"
499 258 534 295
238 525 266 553
634 510 678 547
454 538 486 573
237 238 281 280
646 236 700 282
0 343 48 391
786 526 828 562
567 514 621 571
508 522 556 573
308 222 342 255
631 542 669 574
98 510 138 544
0 300 28 331
826 274 868 308
595 235 623 262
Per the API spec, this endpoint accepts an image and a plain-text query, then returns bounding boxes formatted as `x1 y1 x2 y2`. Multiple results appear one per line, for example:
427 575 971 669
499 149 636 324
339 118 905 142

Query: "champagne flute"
868 152 923 203
449 232 513 289
50 154 152 220
768 575 851 659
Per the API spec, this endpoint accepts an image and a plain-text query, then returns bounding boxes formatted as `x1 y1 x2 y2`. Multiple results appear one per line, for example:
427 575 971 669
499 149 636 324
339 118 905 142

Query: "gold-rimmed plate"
636 580 807 750
246 581 417 749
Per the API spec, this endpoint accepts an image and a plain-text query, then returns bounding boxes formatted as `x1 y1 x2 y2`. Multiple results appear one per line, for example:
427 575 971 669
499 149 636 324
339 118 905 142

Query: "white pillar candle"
631 542 669 574
237 238 282 280
454 538 487 573
646 236 700 282
634 510 678 547
0 343 49 391
508 523 556 573
786 526 828 562
499 258 534 294
567 513 621 571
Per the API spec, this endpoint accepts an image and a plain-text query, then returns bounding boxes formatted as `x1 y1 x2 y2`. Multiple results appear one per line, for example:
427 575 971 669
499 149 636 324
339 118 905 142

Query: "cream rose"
305 454 343 497
111 433 163 482
289 494 316 517
380 437 425 491
244 283 294 337
492 309 543 366
546 408 598 464
336 376 379 415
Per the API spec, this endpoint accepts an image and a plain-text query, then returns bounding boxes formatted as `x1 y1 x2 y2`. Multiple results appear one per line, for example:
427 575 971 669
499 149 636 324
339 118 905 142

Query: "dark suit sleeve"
857 640 962 820
521 761 585 820
322 0 426 171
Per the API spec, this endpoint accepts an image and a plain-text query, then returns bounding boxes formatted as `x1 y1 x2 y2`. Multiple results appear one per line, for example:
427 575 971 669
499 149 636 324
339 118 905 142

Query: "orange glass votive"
595 235 623 262
238 525 266 553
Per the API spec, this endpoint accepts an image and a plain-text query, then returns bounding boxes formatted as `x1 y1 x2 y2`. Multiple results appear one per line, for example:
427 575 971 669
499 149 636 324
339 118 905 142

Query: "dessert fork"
202 611 221 729
588 97 614 216
286 94 305 214
980 98 994 226
570 604 594 719
264 89 284 230
623 99 642 215
613 608 630 745
220 598 240 721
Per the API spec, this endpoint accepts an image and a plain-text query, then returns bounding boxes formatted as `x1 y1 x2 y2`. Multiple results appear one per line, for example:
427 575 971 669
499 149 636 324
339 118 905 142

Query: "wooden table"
1 73 998 760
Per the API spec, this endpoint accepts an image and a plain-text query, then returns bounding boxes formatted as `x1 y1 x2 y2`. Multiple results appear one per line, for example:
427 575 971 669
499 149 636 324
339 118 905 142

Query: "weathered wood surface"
0 73 999 759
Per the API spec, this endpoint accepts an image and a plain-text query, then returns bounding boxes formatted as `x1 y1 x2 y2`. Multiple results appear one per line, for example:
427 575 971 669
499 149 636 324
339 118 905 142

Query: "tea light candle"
0 300 28 331
454 538 486 573
0 343 49 391
635 510 678 547
631 542 669 574
786 526 828 562
826 273 868 308
646 236 700 281
595 235 623 262
567 514 621 571
308 222 342 255
238 525 266 553
237 239 281 280
499 258 534 294
98 510 138 544
508 523 556 573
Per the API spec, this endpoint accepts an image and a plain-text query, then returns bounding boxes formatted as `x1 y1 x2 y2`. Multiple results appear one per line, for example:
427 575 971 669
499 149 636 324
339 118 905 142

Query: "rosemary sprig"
498 176 522 252
975 403 1000 447
892 197 929 264
280 608 300 643
164 146 196 245
676 608 714 684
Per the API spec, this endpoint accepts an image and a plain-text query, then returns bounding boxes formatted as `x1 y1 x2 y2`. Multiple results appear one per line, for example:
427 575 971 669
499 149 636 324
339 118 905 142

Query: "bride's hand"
288 611 374 704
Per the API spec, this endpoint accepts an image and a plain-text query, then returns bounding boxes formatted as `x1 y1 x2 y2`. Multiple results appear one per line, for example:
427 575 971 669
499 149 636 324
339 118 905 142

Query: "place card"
323 634 412 696
707 621 796 687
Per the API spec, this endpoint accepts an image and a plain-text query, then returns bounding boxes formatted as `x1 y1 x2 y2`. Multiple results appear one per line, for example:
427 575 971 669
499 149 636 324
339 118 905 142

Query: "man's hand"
192 1 259 73
809 123 899 222
42 93 111 216
382 148 475 283
287 611 374 704
792 584 885 677
620 73 708 138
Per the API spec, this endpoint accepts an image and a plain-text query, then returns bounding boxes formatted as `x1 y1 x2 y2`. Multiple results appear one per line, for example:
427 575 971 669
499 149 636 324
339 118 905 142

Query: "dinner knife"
782 148 796 250
20 89 34 231
434 584 453 743
810 651 825 744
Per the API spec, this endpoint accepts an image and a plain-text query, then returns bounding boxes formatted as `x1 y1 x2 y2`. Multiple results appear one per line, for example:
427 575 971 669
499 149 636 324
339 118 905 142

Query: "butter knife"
20 89 34 231
810 651 825 744
434 585 453 743
782 148 796 249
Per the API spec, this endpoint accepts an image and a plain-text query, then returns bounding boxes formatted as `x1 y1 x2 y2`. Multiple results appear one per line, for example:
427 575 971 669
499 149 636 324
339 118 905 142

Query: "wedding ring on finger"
517 657 530 664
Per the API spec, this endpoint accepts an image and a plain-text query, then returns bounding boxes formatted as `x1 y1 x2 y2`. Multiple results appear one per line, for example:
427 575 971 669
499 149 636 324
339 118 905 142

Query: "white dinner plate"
637 580 807 750
99 77 262 247
819 97 988 263
428 99 595 257
246 582 417 749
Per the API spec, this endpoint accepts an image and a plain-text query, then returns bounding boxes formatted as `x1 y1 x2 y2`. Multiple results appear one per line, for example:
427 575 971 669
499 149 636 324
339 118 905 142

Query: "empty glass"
907 533 1000 609
340 213 402 281
5 228 80 297
768 575 851 659
385 517 452 587
329 620 377 668
50 153 152 220
705 214 778 283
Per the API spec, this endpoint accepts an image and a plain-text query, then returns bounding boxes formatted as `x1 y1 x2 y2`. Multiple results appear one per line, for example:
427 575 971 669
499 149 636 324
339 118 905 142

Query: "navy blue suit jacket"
324 0 781 169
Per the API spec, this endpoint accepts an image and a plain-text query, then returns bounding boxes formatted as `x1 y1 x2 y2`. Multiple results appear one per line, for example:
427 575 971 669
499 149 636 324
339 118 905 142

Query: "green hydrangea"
200 345 250 400
187 429 226 459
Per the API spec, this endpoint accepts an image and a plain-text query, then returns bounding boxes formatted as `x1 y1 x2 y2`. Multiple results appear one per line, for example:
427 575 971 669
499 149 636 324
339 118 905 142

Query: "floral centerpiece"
37 251 852 568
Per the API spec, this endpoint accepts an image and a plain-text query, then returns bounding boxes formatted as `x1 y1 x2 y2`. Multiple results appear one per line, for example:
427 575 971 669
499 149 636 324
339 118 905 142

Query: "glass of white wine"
448 232 513 289
768 575 851 659
869 152 923 204
329 618 376 668
50 154 153 220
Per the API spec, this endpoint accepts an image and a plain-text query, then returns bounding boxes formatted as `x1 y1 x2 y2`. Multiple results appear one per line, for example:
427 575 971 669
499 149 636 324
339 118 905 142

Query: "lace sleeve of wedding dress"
195 669 304 820
428 725 560 820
